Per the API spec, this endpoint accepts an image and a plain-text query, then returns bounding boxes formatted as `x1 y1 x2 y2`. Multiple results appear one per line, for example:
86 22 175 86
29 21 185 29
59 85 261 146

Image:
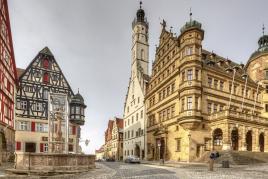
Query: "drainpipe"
253 81 260 113
241 74 248 111
228 67 237 109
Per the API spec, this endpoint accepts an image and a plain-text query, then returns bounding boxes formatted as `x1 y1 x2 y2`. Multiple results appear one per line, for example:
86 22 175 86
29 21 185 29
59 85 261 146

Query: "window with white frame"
43 124 48 132
36 103 42 111
36 123 43 132
43 89 48 99
187 69 193 81
20 101 27 110
19 121 28 131
44 143 48 152
187 97 192 110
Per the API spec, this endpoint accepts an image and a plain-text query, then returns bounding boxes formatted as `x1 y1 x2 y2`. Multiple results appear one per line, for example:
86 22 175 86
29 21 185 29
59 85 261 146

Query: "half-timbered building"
15 47 86 153
0 0 18 163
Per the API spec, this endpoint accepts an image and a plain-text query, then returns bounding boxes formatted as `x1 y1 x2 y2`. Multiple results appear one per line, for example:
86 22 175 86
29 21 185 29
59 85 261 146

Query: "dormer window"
43 59 49 69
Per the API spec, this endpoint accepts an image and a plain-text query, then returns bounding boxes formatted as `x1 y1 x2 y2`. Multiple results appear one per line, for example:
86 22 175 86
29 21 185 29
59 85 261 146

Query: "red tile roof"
115 117 123 129
16 68 25 78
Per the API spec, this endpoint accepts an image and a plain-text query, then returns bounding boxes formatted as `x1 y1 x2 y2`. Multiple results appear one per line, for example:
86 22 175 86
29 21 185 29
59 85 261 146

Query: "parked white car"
124 155 140 164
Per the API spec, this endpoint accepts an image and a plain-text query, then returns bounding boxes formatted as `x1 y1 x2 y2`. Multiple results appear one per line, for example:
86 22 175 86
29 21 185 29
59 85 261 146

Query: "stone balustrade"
208 110 268 125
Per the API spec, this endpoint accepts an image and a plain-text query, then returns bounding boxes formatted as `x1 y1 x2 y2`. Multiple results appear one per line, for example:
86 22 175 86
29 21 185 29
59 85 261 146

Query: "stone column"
264 130 268 152
193 95 196 110
253 128 259 152
222 125 231 150
251 128 256 152
193 67 196 80
240 126 246 151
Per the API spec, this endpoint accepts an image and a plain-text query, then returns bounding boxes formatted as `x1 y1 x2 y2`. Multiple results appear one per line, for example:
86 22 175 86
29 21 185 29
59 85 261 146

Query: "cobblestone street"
77 162 268 179
78 162 178 179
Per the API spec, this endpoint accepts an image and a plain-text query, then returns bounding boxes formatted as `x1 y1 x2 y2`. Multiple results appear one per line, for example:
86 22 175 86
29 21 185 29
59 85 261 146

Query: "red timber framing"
0 0 18 129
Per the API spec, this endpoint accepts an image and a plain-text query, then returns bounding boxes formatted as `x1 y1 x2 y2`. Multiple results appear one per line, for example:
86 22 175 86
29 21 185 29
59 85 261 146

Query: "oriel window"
187 69 193 81
187 97 192 110
208 77 212 88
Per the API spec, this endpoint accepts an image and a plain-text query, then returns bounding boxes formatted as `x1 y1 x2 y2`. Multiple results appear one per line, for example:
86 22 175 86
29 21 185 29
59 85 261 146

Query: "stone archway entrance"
135 144 140 157
159 138 165 160
231 128 239 151
259 133 265 152
246 131 252 151
213 128 223 150
0 132 7 163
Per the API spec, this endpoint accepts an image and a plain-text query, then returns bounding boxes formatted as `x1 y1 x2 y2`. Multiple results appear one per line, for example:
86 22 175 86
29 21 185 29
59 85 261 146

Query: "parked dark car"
106 158 115 162
124 155 140 164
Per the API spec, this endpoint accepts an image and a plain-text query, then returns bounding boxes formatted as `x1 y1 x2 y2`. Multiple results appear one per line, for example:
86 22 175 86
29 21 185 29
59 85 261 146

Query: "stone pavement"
141 160 268 179
0 163 13 177
1 161 268 178
78 162 178 179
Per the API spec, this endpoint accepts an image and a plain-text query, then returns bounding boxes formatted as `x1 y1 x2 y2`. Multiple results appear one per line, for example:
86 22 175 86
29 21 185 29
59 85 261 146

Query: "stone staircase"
194 151 268 165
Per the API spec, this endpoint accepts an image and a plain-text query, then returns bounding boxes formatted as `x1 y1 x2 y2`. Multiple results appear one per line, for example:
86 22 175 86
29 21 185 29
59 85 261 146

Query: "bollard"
222 160 229 168
209 159 214 171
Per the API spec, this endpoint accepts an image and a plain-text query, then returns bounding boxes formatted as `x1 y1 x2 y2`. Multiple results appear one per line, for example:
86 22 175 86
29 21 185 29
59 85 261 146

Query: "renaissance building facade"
145 15 268 162
15 47 86 154
0 0 18 163
123 3 149 160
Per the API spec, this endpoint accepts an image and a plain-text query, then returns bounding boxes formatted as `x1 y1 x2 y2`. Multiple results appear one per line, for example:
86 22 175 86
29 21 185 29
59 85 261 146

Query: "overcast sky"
8 0 268 154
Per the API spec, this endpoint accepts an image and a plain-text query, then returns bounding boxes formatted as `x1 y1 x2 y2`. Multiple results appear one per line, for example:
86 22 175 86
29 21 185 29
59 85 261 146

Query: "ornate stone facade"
145 17 268 162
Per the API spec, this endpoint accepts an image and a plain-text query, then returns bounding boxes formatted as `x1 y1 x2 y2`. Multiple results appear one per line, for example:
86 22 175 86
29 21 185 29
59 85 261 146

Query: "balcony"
178 110 202 130
179 80 201 92
208 110 268 125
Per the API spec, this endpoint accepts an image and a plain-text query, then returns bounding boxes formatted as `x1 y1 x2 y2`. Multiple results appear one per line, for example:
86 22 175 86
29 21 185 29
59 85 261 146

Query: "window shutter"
40 143 44 152
72 126 76 135
43 73 49 83
31 122 35 132
43 59 49 69
16 142 21 150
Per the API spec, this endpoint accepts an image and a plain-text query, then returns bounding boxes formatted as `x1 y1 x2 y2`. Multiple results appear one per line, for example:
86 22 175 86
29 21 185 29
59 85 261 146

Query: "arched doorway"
0 132 7 163
213 128 223 150
246 131 252 151
160 138 165 160
231 128 239 150
259 133 265 152
135 144 140 157
0 132 7 150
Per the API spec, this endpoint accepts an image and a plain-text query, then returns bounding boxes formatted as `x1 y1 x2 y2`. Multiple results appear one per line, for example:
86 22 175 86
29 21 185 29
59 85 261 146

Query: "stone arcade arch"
213 128 223 150
231 128 239 151
259 133 265 152
135 144 140 157
246 130 252 151
0 132 7 163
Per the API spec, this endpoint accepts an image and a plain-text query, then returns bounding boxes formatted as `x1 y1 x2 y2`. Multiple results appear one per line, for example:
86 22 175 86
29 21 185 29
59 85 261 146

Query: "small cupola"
69 90 87 125
136 1 145 22
180 9 203 36
249 25 268 59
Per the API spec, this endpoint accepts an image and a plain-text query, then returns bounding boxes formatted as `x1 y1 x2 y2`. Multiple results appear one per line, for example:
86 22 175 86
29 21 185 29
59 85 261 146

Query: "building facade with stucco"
122 3 149 160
